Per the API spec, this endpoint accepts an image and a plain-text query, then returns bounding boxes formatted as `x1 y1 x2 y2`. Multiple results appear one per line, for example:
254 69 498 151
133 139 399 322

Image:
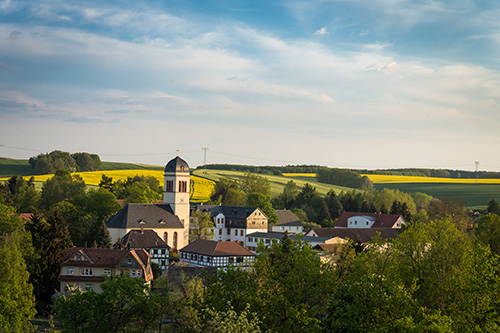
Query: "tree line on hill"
199 164 373 190
29 150 101 175
200 163 500 183
354 167 500 179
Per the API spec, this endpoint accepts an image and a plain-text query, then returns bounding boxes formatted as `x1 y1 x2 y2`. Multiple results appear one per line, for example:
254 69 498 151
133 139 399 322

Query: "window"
104 268 111 277
179 181 187 192
137 270 141 277
166 180 173 192
173 232 178 250
234 229 237 236
67 267 74 275
227 229 230 235
153 249 158 255
127 258 132 264
81 268 93 276
366 221 369 225
85 284 94 291
161 260 166 266
240 230 243 237
132 270 136 277
265 239 270 244
219 229 222 235
248 237 253 242
164 232 168 243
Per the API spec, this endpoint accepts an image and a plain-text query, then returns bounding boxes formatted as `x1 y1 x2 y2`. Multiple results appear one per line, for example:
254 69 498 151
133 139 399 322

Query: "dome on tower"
164 156 189 173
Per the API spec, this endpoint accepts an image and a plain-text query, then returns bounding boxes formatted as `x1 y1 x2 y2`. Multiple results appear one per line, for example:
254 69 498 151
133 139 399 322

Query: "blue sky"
1 0 499 171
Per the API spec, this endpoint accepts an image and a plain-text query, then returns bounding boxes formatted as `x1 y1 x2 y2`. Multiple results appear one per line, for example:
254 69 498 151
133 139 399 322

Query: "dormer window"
159 220 167 224
139 220 146 225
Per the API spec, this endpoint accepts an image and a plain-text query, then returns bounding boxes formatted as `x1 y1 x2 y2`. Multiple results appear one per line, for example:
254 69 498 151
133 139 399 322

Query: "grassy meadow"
192 169 356 197
364 174 500 184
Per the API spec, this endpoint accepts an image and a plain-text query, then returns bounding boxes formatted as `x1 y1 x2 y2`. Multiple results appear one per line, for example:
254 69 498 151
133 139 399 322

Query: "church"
106 156 190 250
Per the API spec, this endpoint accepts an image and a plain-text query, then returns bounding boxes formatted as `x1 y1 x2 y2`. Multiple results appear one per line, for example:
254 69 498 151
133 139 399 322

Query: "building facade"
179 239 255 268
194 205 268 245
120 229 170 271
59 247 153 293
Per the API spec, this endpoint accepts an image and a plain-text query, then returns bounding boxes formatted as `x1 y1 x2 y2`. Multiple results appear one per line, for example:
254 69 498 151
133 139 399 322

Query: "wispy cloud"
314 26 327 35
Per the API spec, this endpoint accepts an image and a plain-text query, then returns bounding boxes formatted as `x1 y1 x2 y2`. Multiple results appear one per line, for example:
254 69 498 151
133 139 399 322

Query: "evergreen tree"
487 199 500 216
26 210 72 310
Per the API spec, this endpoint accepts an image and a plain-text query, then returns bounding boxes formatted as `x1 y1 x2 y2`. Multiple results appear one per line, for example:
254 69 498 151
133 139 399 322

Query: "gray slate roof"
164 156 189 173
275 210 303 227
121 230 170 249
106 203 184 229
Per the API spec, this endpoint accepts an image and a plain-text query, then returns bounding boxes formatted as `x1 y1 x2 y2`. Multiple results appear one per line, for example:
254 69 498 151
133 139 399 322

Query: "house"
194 205 268 245
179 239 255 268
245 232 346 252
270 209 303 234
120 229 170 271
306 228 400 243
106 156 191 250
333 212 406 229
59 247 153 293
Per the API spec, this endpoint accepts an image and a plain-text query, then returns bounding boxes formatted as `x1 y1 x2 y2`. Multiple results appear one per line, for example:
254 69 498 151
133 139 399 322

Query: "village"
60 155 406 293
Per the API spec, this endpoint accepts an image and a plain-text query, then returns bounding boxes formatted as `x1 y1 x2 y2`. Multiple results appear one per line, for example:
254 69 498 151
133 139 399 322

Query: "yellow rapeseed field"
282 173 317 177
0 170 215 202
363 174 500 184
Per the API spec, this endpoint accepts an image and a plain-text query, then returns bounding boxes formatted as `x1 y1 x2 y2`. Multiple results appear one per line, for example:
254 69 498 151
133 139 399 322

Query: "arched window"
173 232 178 250
163 232 168 245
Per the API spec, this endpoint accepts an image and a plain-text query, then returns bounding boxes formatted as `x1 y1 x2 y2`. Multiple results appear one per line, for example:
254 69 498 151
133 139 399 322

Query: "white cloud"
314 26 327 35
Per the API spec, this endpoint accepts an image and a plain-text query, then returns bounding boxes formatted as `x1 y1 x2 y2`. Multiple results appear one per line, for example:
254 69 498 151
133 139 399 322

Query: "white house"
333 212 406 229
194 205 268 245
270 209 303 234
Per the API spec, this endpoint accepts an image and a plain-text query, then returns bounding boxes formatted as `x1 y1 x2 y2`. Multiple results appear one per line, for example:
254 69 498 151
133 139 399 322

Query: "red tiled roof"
180 239 255 257
62 247 150 269
334 212 405 228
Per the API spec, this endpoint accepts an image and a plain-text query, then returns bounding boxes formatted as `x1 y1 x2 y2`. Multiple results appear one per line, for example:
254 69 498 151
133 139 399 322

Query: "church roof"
164 156 190 173
106 203 184 230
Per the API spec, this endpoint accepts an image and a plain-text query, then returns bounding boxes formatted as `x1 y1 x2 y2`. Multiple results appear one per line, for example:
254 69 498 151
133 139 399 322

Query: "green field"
374 183 500 210
0 157 164 178
192 169 356 197
0 157 32 178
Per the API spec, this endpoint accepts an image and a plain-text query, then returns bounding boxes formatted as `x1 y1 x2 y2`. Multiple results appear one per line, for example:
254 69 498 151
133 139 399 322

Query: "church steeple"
163 156 190 245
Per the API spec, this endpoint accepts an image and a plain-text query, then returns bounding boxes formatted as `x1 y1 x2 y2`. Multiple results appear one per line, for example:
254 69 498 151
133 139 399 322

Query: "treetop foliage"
29 150 101 174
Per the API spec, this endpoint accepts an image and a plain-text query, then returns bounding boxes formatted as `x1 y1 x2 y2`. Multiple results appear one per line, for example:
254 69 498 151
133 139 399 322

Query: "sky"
1 0 499 171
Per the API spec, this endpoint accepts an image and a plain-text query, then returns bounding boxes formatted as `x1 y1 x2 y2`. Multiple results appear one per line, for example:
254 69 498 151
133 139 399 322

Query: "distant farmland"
0 169 215 202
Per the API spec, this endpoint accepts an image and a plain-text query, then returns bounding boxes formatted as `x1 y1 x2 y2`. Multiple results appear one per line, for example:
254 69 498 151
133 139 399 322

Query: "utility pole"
475 161 479 183
202 147 209 169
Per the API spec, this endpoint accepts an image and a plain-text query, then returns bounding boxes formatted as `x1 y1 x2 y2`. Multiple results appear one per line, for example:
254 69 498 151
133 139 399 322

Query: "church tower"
163 156 190 246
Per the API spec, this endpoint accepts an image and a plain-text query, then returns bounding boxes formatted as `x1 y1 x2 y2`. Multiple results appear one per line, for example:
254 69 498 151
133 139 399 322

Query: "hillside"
0 157 163 178
191 169 357 197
